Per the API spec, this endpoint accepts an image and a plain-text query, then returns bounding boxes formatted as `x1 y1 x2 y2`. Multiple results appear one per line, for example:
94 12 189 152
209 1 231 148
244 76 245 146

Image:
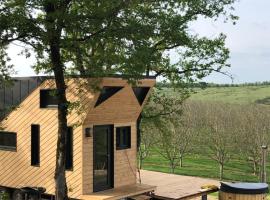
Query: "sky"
7 0 270 84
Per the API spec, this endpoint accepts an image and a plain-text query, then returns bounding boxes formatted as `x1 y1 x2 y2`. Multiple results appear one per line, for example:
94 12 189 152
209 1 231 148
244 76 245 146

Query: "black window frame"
65 127 73 171
40 89 58 108
0 131 17 151
31 124 40 167
116 126 131 150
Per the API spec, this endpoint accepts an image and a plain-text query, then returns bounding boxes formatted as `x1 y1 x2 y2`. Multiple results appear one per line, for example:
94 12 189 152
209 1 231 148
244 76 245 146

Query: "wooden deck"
140 170 219 200
79 183 156 200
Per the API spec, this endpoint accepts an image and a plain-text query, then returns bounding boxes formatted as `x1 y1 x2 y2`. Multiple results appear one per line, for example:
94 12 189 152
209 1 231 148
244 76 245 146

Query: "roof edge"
11 75 156 80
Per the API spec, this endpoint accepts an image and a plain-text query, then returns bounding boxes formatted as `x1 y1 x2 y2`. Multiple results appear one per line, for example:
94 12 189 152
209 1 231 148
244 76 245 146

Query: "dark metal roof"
0 76 47 119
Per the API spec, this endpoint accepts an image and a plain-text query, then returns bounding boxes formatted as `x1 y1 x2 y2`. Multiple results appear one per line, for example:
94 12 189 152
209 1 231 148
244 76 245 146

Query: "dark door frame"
93 124 114 192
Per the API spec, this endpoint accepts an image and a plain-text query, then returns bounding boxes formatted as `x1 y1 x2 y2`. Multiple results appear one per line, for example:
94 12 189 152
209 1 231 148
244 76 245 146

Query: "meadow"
166 85 270 105
143 151 269 183
141 84 270 183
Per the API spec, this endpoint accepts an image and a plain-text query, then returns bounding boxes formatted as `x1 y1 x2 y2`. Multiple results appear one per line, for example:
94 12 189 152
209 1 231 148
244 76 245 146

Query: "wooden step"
129 194 152 200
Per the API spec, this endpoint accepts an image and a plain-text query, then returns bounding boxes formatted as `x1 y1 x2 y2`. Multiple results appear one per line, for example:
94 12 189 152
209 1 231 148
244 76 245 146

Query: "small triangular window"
132 87 150 105
95 86 123 107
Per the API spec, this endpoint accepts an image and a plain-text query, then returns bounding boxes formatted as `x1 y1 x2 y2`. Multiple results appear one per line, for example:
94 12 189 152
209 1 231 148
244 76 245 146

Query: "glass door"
93 125 114 192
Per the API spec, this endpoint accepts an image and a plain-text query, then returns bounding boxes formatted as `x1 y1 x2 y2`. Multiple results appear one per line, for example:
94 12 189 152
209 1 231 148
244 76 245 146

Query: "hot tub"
219 182 269 200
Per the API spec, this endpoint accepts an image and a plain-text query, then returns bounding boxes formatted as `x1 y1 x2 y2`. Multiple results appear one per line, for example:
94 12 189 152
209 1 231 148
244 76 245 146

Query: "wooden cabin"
0 77 156 199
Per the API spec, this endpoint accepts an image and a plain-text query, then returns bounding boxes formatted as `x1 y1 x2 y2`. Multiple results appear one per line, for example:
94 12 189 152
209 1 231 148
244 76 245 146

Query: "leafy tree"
143 87 189 118
0 47 12 84
0 0 237 199
237 105 270 176
0 47 13 120
173 103 197 168
138 119 157 170
154 117 181 173
0 191 9 200
199 102 235 180
139 86 188 170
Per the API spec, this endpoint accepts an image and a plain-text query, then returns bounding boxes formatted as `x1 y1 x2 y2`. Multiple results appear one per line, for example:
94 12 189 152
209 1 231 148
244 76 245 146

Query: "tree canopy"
0 0 237 199
1 0 236 82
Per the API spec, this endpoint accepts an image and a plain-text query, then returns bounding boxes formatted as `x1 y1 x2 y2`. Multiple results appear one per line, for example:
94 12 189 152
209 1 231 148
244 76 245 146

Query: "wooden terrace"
79 183 156 200
140 170 219 200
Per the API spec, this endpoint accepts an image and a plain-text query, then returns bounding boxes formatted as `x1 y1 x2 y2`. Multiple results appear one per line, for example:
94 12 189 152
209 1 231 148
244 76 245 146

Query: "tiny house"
0 77 156 199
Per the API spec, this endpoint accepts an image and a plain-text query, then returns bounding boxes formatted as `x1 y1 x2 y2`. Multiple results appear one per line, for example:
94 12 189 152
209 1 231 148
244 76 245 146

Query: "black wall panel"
0 77 47 119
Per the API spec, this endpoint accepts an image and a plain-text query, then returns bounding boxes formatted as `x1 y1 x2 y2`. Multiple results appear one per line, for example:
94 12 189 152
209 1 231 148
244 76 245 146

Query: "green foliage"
143 86 189 119
0 191 9 200
0 1 238 198
0 47 12 85
0 0 237 83
141 96 270 182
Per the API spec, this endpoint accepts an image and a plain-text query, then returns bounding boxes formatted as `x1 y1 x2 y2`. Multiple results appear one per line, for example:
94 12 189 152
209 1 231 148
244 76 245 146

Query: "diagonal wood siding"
82 78 155 194
0 79 94 198
0 77 155 198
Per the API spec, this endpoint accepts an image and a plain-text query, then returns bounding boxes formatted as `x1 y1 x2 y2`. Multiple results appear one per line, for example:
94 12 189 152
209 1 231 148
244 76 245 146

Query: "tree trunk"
170 162 175 174
44 2 69 200
146 67 150 77
137 114 142 151
50 34 69 200
52 58 68 200
179 155 183 168
138 153 143 169
219 163 224 180
76 47 86 75
253 161 256 175
253 160 257 175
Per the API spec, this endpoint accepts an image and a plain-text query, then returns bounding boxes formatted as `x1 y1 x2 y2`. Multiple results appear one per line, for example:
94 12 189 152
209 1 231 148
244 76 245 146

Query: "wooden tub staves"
219 182 268 200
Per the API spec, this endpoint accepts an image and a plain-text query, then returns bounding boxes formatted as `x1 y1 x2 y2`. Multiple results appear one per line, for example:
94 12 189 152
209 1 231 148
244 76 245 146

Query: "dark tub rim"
220 182 269 195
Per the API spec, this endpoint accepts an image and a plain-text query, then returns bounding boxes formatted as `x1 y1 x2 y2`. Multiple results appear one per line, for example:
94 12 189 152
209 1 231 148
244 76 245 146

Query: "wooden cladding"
0 77 155 197
31 124 40 166
30 125 73 169
0 131 17 151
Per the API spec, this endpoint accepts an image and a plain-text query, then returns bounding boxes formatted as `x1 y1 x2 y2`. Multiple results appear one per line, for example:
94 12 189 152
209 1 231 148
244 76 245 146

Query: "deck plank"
79 183 156 200
140 170 219 200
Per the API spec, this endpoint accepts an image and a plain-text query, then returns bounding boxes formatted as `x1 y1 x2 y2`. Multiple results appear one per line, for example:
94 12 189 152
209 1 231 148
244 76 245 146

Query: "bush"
0 191 9 200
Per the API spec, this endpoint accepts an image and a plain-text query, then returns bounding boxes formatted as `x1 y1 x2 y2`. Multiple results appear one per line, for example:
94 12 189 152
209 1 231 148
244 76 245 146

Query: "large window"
116 126 131 150
31 124 40 166
40 89 58 108
66 127 73 170
0 131 17 151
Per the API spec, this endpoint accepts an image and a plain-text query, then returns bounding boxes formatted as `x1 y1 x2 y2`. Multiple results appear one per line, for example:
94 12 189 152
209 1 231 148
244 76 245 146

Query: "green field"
143 151 270 183
163 85 270 105
143 84 270 183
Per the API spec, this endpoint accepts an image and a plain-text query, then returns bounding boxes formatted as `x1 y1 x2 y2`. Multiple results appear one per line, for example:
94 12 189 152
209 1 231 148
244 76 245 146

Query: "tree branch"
75 0 132 42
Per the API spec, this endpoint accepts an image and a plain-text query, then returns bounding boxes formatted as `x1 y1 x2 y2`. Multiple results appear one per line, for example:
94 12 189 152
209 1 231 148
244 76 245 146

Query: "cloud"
190 0 270 83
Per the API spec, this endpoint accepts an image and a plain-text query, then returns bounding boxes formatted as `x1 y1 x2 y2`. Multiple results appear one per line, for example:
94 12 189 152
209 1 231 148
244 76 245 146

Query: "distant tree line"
156 81 270 88
139 89 270 180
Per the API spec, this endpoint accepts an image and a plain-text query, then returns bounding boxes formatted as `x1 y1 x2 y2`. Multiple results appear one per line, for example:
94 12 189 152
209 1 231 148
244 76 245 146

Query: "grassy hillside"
163 85 270 105
142 84 270 183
